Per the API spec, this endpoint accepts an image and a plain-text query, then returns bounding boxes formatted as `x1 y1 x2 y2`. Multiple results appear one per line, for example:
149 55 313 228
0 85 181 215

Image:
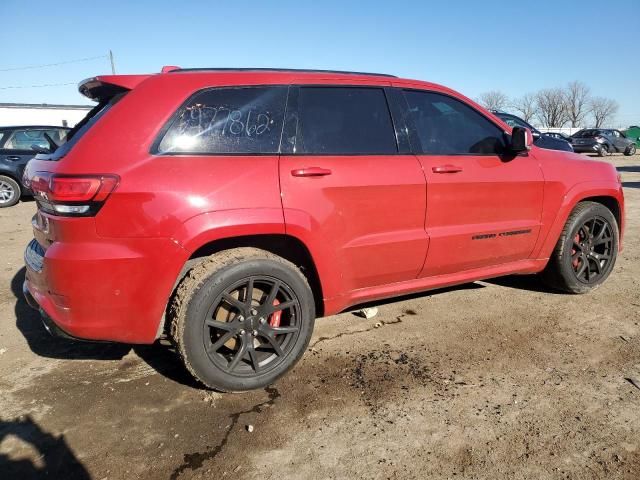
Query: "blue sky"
1 0 638 126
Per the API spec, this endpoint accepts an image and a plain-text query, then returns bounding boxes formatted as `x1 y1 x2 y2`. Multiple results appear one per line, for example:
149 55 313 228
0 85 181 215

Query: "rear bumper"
572 143 601 153
23 282 80 341
23 234 188 344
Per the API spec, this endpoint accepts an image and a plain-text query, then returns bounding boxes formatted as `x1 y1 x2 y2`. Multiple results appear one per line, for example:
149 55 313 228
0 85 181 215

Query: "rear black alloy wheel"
203 276 302 376
170 248 315 391
625 144 636 156
569 217 613 284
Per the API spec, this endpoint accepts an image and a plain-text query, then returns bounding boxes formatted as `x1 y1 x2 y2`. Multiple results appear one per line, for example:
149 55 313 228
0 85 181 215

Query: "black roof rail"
171 67 397 78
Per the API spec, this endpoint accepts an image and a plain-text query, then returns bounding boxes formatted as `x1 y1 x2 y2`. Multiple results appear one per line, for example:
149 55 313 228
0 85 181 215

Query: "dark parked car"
0 126 69 207
490 111 573 152
543 131 572 142
570 129 637 157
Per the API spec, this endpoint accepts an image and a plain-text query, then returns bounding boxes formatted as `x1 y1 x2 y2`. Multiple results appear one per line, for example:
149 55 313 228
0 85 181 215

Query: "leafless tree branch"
477 90 510 111
565 81 591 127
590 97 618 128
535 88 568 128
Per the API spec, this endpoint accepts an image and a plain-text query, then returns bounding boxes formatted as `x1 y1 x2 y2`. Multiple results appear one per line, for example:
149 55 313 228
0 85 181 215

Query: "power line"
0 55 108 73
0 82 76 90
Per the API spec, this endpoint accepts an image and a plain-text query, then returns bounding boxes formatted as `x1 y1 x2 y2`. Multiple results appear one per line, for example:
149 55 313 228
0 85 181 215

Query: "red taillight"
31 172 119 216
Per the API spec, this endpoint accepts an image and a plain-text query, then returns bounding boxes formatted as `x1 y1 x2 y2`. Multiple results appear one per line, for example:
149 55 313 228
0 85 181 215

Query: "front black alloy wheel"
542 201 618 293
170 248 315 391
569 217 613 284
625 144 636 156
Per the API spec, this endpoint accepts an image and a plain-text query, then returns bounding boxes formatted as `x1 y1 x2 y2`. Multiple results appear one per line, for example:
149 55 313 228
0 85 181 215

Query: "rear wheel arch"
172 234 324 319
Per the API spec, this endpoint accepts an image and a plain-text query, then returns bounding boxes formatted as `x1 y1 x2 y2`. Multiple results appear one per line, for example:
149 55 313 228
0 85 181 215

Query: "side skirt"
323 258 548 316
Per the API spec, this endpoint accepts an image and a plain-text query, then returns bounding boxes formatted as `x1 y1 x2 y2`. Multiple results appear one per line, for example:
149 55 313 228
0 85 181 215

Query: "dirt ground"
1 153 639 480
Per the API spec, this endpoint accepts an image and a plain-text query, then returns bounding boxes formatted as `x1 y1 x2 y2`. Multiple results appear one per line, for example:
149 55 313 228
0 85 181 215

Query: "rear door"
279 85 428 295
400 88 544 277
610 130 628 151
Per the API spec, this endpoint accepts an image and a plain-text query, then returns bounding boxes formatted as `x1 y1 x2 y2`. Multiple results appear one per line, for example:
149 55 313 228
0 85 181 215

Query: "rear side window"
4 129 66 150
295 87 397 155
158 87 287 154
404 90 506 155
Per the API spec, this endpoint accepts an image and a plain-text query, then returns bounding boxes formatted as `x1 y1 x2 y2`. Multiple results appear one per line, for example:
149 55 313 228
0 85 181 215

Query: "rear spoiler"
78 75 151 101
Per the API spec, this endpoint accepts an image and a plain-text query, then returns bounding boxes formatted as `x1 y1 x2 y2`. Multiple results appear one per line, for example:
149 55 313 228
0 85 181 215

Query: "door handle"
291 167 332 177
432 165 463 174
6 156 21 161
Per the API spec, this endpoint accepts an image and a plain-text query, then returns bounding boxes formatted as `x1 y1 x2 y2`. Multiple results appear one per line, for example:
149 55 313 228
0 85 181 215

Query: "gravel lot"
1 153 639 480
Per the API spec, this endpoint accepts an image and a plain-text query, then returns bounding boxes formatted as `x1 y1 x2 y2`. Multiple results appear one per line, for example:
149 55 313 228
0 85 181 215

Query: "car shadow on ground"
10 267 200 389
482 274 563 294
346 282 486 313
0 415 90 480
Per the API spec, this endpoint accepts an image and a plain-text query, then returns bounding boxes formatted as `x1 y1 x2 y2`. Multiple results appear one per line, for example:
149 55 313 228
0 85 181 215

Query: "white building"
0 102 93 128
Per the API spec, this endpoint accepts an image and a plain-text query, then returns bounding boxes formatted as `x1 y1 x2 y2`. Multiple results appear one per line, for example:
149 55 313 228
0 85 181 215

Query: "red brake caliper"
269 299 282 327
572 233 581 268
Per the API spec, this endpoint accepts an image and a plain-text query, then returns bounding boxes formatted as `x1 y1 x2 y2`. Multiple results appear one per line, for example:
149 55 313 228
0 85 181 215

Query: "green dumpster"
623 126 640 146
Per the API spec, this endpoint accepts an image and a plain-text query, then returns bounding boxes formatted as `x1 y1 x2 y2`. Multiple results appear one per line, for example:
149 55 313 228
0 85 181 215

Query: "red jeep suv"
23 68 625 391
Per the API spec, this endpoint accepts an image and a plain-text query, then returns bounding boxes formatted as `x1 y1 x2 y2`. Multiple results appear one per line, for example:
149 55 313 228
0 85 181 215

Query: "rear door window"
4 130 51 151
295 87 397 155
157 86 287 154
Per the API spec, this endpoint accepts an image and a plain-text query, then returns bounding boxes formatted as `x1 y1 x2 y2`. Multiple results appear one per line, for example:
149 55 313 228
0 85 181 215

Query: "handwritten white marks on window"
176 104 274 140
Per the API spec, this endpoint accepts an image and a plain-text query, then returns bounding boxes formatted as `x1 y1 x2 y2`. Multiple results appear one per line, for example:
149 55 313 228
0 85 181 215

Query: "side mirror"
510 126 531 153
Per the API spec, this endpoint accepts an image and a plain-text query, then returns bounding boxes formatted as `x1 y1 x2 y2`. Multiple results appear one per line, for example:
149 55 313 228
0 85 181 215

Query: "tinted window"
296 87 397 154
158 87 287 154
573 130 602 138
404 90 506 155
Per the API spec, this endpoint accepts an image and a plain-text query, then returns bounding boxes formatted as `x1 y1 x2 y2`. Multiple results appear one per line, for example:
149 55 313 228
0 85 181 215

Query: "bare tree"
477 90 510 111
535 88 568 128
511 93 537 123
565 81 591 127
590 97 619 128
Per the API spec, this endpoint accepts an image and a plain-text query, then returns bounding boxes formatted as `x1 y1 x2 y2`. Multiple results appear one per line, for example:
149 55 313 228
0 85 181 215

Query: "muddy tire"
0 175 20 208
169 247 315 391
542 202 618 294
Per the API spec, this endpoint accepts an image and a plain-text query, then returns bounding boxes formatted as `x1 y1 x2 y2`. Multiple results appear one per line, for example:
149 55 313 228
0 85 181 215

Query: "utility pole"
109 50 116 74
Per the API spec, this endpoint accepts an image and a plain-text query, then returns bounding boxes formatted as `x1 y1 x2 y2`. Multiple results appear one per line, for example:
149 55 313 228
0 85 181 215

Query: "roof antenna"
109 50 116 74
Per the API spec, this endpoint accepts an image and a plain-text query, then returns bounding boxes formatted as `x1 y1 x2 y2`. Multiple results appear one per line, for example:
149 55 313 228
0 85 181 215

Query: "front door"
280 85 428 296
400 89 544 277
